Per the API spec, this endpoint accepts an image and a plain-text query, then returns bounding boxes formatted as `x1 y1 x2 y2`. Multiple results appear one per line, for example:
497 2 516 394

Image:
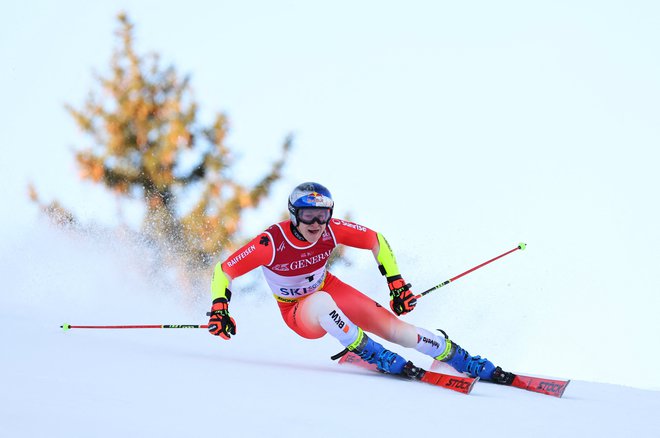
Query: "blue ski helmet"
288 182 334 226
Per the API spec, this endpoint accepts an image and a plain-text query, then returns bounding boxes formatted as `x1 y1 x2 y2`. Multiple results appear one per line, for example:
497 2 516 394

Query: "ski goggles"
296 207 332 225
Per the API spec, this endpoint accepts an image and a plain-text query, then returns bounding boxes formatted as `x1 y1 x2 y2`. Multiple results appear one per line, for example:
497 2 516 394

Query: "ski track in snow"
2 224 659 438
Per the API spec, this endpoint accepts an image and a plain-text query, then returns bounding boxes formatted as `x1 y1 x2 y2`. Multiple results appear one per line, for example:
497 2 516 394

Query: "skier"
207 182 512 383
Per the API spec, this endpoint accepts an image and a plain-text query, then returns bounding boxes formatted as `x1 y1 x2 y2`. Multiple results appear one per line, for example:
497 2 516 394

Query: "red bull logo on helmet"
305 192 332 207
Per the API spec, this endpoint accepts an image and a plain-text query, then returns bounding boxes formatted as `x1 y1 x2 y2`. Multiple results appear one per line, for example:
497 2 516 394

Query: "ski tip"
60 323 71 332
512 374 571 397
466 376 479 395
557 380 571 398
546 378 570 398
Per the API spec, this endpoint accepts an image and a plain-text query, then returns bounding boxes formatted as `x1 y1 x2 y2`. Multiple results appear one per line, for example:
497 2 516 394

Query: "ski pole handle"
61 324 209 331
414 242 526 300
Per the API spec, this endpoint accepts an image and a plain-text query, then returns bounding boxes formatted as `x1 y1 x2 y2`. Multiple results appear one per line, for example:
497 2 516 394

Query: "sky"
2 1 660 390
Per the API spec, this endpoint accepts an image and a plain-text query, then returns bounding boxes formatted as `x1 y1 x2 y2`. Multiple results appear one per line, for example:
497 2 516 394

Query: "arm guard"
211 263 231 301
376 233 401 278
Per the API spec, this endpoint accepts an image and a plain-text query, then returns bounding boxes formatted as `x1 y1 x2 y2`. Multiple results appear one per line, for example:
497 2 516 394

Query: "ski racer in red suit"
208 182 512 382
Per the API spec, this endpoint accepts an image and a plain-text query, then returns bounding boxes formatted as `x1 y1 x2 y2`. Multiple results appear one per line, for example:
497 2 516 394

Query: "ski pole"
61 324 208 331
414 242 526 300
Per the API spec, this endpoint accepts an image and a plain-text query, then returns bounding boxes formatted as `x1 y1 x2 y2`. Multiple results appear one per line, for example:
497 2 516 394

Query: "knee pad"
301 290 335 315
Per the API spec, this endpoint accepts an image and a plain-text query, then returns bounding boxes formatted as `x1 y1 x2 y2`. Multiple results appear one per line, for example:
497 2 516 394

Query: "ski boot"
348 330 408 375
435 339 497 380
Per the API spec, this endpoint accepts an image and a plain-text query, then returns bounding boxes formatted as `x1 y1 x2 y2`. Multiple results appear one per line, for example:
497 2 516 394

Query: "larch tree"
31 12 292 273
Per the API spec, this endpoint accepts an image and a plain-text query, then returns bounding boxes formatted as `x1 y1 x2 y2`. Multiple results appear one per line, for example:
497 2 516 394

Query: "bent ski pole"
414 242 526 300
61 324 208 331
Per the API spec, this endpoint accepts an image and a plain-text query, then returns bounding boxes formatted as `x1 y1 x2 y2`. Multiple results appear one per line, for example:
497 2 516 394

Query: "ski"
429 360 570 398
507 374 570 398
337 351 477 395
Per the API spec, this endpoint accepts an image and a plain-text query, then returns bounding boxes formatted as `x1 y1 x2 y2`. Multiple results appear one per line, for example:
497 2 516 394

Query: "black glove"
388 275 417 316
207 295 237 340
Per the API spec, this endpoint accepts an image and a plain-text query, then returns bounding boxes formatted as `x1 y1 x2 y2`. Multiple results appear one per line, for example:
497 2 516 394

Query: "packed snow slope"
2 224 659 438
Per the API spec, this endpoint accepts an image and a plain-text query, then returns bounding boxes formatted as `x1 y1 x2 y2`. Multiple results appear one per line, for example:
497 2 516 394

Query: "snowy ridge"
2 224 659 437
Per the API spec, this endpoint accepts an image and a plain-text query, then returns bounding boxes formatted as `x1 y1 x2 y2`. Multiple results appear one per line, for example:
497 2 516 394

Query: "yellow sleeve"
211 263 230 301
376 233 401 278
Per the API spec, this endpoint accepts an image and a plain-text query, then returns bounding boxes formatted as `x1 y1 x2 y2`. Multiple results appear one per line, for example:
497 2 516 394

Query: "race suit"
211 219 448 358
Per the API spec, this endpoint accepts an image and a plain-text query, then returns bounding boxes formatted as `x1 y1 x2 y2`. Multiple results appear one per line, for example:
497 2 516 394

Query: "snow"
2 224 659 438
